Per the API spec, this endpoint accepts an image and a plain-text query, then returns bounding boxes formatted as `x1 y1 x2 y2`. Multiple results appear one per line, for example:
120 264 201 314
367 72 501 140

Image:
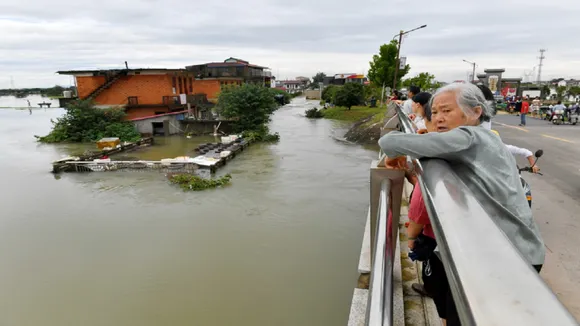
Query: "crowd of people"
379 83 545 326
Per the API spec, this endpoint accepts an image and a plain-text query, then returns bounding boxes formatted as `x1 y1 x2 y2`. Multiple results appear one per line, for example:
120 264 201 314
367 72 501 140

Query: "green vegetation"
242 129 280 142
305 107 324 118
322 85 340 104
335 83 364 110
367 40 410 89
310 72 326 89
321 105 383 122
36 100 141 143
0 85 75 98
401 72 442 91
169 173 232 191
269 88 291 104
556 86 567 100
218 84 280 141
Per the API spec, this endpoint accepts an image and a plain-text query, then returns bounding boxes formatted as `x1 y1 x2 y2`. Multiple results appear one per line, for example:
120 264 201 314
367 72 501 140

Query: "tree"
556 86 567 100
335 83 364 110
310 72 326 89
541 85 551 98
217 83 277 133
401 72 440 91
312 72 326 84
567 86 580 98
322 85 340 104
36 100 140 143
367 40 410 89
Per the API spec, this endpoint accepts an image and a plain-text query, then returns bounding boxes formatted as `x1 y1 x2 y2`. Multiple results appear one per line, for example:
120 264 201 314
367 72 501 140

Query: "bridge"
347 104 577 325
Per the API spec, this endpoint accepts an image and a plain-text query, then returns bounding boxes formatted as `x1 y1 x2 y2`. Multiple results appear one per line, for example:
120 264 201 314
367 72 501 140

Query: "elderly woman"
379 82 545 326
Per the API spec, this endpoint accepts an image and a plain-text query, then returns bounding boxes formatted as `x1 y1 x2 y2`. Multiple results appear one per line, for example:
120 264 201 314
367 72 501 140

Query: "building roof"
187 57 269 70
278 80 304 84
57 68 186 75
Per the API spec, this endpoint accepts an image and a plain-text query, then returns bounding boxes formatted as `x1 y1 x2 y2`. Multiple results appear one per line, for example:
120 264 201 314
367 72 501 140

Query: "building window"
128 96 138 105
189 77 193 93
178 77 183 94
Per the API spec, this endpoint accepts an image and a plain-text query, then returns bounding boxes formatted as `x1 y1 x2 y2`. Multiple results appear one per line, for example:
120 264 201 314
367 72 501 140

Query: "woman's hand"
417 128 428 134
408 113 416 120
384 156 408 169
408 240 415 250
532 165 540 174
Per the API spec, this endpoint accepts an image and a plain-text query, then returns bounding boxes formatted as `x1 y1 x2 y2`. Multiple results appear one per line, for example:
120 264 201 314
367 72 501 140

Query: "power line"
536 49 546 84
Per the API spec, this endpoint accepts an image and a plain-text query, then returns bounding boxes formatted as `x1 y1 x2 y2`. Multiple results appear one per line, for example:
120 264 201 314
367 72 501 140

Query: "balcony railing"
364 103 576 325
162 96 181 106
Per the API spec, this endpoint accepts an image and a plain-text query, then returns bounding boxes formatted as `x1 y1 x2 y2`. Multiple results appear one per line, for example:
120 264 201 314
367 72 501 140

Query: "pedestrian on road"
520 99 530 126
378 82 545 326
515 97 522 116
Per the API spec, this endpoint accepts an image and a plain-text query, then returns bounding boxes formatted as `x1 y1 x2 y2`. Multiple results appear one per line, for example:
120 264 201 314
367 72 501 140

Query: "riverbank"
320 105 384 144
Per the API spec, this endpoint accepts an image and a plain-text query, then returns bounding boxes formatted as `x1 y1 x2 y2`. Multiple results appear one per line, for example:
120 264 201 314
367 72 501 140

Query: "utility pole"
537 49 546 85
391 24 427 91
463 60 476 83
392 31 404 91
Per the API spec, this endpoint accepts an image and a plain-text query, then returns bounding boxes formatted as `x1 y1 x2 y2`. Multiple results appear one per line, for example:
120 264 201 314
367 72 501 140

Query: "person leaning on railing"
378 82 546 326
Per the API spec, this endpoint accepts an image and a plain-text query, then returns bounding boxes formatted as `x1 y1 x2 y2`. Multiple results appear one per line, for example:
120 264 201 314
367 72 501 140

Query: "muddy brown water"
0 97 378 325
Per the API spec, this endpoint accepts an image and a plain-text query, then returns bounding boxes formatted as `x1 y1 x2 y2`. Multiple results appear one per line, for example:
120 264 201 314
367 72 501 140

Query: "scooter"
552 108 579 125
518 149 543 207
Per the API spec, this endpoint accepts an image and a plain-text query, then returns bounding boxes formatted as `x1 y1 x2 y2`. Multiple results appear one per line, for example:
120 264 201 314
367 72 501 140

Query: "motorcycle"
518 149 543 207
552 108 579 125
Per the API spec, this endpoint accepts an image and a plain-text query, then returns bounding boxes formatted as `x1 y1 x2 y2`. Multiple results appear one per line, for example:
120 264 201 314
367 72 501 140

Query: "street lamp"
463 59 477 83
392 24 427 91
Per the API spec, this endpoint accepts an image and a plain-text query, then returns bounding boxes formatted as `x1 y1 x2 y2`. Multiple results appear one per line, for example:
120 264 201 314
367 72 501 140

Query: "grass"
322 105 385 122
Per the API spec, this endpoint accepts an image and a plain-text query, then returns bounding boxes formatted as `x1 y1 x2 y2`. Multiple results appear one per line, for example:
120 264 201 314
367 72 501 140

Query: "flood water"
0 97 377 326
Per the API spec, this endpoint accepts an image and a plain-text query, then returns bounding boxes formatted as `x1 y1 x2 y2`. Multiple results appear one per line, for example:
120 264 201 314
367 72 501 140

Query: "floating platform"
52 137 154 173
52 136 252 174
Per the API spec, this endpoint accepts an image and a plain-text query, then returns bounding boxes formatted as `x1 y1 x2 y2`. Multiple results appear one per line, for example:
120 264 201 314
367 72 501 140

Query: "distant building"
275 79 308 94
323 73 368 86
186 57 272 101
57 68 196 120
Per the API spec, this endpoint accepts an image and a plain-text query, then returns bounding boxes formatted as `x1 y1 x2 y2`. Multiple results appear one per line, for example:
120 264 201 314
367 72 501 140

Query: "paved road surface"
493 113 580 319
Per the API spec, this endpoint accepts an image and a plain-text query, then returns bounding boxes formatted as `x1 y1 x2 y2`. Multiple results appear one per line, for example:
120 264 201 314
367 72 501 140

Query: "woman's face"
431 91 481 132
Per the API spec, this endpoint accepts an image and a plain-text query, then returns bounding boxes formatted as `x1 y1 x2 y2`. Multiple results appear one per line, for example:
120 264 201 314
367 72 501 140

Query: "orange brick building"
57 68 197 120
58 58 271 120
186 57 272 100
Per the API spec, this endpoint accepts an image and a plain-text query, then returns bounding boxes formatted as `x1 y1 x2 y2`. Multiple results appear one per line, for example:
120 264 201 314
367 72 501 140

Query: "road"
493 113 580 319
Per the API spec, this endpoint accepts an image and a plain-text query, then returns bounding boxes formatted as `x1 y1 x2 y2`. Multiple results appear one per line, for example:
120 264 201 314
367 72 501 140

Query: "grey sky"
1 0 579 88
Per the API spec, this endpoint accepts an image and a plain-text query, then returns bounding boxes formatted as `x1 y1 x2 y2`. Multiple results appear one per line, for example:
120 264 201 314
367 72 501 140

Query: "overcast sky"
2 0 579 88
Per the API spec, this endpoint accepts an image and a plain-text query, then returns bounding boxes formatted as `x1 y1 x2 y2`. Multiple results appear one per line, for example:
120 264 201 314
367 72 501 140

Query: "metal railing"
365 104 577 325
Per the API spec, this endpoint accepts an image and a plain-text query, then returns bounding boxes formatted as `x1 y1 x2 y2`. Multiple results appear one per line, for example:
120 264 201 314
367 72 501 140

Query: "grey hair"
430 82 493 122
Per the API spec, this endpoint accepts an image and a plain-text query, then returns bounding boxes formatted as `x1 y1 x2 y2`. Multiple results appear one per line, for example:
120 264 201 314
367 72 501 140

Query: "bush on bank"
169 173 232 191
36 100 141 143
305 107 324 118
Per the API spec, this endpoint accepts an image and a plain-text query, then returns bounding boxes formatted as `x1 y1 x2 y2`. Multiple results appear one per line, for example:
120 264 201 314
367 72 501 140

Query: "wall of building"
94 75 174 105
304 90 321 100
191 79 221 102
76 76 107 99
133 114 183 136
125 107 170 120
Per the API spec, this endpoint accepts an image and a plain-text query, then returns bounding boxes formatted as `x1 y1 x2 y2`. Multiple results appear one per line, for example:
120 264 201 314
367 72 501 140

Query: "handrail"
366 180 392 325
394 105 577 325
